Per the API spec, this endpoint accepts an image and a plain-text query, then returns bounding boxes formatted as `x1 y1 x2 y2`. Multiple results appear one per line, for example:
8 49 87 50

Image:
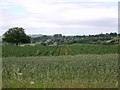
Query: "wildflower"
30 81 35 85
17 72 23 76
17 68 20 72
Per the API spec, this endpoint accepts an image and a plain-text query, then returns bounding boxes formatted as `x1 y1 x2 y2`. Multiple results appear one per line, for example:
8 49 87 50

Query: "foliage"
2 27 31 45
31 32 119 45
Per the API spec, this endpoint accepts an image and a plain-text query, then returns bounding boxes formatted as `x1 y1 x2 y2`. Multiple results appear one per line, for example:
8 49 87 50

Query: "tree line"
32 33 119 45
2 27 119 46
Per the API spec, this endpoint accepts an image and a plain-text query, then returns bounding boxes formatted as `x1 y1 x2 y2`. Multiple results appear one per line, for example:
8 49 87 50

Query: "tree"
3 27 31 46
110 32 117 37
53 34 63 44
53 34 62 38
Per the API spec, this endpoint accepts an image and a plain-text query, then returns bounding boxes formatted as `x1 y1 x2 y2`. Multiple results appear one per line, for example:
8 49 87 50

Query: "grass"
2 54 118 88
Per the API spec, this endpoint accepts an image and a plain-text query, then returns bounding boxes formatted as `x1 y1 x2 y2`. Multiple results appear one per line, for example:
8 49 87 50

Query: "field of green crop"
2 44 119 88
3 54 118 88
2 44 118 57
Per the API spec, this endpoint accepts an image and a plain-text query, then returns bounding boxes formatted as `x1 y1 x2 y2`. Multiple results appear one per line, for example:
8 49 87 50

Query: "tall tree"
3 27 31 45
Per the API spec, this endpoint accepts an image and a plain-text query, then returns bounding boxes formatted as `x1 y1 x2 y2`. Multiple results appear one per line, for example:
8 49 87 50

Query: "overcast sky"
0 0 119 36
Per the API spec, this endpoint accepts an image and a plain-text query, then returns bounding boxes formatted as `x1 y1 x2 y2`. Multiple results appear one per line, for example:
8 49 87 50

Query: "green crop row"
2 44 119 57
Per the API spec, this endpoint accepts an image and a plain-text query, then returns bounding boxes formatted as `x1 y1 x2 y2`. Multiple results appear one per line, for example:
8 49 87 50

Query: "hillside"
31 33 119 45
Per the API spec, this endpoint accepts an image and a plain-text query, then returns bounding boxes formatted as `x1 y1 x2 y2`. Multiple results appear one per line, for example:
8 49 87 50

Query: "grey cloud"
0 1 118 36
48 18 117 28
81 18 117 27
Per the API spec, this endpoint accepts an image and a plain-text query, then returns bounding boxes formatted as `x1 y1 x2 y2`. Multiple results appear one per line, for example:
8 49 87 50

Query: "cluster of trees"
2 27 119 46
32 33 119 45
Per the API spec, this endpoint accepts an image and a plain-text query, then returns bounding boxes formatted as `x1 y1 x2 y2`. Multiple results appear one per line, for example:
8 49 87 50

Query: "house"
53 42 57 46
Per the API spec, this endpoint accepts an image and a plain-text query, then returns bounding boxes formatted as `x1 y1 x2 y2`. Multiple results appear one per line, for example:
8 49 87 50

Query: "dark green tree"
3 27 31 45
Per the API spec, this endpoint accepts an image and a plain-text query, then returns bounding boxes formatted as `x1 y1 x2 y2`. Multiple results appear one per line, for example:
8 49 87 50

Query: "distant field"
2 44 119 57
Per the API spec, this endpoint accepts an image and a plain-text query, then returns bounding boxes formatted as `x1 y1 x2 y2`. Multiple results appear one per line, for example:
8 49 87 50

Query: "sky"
0 0 119 36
